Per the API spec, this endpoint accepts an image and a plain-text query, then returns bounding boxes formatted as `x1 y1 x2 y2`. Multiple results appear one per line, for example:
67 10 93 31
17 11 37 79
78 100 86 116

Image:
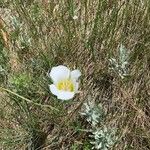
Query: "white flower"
73 15 78 20
49 65 81 100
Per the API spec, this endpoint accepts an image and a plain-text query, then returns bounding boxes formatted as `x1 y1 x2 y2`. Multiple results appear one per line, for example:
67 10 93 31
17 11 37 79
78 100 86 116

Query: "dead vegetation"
0 0 150 149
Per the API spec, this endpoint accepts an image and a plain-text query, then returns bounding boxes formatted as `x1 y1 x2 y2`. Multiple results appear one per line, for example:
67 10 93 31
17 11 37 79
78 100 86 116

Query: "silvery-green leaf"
119 44 128 63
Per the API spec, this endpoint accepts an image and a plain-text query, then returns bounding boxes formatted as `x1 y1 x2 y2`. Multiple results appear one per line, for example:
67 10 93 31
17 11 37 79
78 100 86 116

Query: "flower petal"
73 81 79 92
49 65 70 83
71 69 81 80
49 84 59 96
57 91 75 100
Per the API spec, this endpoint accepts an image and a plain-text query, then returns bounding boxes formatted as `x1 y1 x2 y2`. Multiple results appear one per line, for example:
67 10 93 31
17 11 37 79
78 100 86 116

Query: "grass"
0 0 150 149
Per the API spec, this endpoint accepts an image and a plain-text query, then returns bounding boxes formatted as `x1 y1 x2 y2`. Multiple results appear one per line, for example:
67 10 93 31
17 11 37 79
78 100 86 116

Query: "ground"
0 0 150 150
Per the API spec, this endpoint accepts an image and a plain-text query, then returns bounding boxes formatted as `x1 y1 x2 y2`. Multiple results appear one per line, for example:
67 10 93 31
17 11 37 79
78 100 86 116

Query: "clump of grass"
0 0 150 150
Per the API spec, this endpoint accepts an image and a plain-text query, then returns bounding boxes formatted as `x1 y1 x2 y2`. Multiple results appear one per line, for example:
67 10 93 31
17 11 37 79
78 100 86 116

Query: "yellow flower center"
57 79 74 92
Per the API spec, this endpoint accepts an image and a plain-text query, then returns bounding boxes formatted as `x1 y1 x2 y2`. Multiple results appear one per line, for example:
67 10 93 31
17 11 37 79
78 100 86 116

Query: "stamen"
57 79 74 91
